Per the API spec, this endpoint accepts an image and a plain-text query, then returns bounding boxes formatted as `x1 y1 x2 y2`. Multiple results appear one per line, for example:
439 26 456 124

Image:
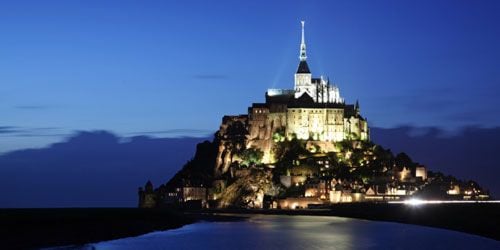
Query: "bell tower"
294 21 313 98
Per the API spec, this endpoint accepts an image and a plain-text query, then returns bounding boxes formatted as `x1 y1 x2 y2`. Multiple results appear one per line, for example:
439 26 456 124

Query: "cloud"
0 130 203 207
0 126 21 134
192 74 229 80
129 129 214 137
13 133 70 138
0 126 64 137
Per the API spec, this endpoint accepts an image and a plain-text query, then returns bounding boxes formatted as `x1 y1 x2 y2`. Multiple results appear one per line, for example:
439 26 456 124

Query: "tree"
272 127 286 143
395 152 416 170
239 147 264 166
221 121 248 162
274 138 309 165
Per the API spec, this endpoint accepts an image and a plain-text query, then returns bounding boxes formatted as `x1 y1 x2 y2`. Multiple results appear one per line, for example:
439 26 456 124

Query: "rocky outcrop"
247 109 287 163
218 168 281 208
215 115 248 176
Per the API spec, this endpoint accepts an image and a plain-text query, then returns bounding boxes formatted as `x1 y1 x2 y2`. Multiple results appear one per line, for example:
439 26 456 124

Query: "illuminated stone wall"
416 166 427 180
181 187 207 202
345 116 369 141
244 103 369 164
246 104 289 163
278 197 323 209
294 73 313 98
294 75 343 103
286 108 345 141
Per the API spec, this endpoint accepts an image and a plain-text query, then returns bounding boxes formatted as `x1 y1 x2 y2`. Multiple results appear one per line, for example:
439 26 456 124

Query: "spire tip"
299 21 307 61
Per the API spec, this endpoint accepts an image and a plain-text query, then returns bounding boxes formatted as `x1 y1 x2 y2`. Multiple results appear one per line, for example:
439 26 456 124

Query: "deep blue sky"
1 0 499 152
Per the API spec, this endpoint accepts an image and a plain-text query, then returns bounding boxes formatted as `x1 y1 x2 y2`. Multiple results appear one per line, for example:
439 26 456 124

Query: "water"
87 215 499 250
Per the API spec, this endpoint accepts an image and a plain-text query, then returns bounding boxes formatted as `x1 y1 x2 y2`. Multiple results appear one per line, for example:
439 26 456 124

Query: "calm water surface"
86 215 499 250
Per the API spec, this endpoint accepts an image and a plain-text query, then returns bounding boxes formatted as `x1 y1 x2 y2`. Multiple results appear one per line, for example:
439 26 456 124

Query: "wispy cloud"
13 133 70 138
0 126 21 134
0 126 64 137
129 129 214 137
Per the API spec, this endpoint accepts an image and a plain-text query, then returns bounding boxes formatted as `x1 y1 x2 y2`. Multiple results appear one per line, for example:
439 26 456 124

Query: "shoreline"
2 203 498 248
199 202 500 241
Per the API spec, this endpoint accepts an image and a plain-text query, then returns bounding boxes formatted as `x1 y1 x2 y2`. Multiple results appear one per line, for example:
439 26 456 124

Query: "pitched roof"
288 92 345 108
296 60 311 74
295 92 315 104
311 78 321 83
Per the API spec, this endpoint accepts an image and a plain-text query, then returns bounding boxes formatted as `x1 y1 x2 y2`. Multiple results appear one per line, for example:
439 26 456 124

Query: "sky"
1 0 500 152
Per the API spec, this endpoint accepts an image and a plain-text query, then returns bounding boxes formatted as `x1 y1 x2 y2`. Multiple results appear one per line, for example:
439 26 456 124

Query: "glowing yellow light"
405 198 424 206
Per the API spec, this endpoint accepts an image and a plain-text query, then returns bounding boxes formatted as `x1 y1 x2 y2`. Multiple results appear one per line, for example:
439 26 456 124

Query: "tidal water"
87 215 499 250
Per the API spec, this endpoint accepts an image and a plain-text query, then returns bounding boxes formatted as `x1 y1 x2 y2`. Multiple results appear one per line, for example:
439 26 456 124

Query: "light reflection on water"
86 215 499 250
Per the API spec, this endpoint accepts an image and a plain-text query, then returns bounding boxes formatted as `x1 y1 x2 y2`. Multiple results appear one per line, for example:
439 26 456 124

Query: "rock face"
218 168 281 208
162 140 218 191
215 115 248 176
154 98 369 208
140 116 491 208
211 115 280 208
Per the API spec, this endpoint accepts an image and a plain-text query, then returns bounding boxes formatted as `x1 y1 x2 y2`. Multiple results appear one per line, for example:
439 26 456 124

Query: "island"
139 21 490 211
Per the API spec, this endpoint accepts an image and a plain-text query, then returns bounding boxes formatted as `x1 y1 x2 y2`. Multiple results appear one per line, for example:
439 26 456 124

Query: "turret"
145 180 153 192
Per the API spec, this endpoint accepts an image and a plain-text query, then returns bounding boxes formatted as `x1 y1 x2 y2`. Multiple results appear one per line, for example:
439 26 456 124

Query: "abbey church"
237 21 369 164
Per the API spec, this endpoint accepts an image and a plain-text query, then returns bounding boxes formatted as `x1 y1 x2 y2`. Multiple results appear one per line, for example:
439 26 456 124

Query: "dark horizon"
1 125 498 208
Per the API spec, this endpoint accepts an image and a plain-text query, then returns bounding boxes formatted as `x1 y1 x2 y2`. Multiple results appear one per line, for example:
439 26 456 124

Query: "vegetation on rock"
153 122 489 209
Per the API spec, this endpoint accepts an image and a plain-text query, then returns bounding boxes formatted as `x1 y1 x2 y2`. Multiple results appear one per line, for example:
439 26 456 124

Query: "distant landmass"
0 131 209 208
1 126 497 208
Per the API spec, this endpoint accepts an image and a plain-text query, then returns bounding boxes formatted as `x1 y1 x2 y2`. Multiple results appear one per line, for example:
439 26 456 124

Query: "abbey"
140 22 490 209
244 21 369 163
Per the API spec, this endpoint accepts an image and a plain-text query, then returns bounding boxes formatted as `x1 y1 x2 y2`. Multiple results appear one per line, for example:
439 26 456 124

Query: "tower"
294 21 313 98
299 20 307 61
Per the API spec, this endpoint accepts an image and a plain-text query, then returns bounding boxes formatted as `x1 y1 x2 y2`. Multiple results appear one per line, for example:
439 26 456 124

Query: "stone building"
415 165 427 181
304 178 330 199
138 180 157 208
213 21 369 174
244 21 369 163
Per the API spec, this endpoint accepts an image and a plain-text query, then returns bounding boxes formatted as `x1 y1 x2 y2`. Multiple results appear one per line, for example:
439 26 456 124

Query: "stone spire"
296 21 311 74
299 21 307 61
